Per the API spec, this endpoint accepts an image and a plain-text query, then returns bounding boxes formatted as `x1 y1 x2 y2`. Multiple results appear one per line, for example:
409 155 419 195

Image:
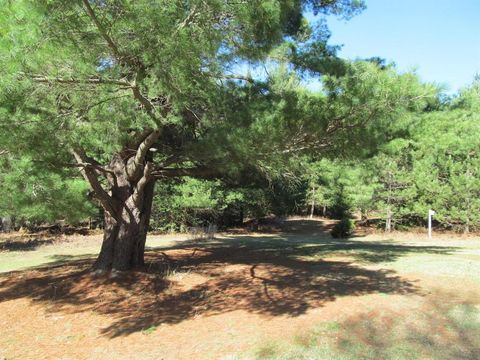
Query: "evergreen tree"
0 0 428 270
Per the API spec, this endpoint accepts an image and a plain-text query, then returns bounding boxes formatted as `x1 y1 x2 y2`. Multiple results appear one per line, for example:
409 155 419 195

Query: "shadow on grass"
0 236 55 252
44 254 97 267
0 219 459 338
254 294 480 360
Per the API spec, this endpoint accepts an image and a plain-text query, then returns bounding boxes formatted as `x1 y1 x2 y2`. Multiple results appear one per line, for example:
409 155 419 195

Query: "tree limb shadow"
0 236 55 252
0 229 458 338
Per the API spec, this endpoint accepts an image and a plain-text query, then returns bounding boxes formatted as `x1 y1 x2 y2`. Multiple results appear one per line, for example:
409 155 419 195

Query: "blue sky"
323 0 480 93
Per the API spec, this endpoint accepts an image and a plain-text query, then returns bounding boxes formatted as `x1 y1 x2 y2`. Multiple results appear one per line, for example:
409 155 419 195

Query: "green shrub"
331 218 355 238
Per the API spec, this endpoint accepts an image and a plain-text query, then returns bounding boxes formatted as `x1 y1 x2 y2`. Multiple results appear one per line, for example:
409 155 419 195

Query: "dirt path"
0 218 479 359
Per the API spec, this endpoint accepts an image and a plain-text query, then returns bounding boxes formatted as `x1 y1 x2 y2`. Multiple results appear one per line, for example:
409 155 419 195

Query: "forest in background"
0 0 479 245
2 76 479 234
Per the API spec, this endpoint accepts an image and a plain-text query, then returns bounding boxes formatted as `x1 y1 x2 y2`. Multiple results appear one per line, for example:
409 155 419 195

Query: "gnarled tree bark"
93 183 156 271
73 129 218 272
73 129 161 272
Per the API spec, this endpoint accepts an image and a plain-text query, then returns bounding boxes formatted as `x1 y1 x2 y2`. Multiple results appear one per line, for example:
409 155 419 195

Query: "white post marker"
428 209 435 239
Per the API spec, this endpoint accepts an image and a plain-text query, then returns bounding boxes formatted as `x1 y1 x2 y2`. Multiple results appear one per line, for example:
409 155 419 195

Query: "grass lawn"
0 218 479 359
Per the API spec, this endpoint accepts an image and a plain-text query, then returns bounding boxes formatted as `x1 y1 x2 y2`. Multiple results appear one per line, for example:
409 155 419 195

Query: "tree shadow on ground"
44 254 97 267
326 293 480 359
256 291 480 359
0 219 458 338
0 236 55 252
164 218 456 265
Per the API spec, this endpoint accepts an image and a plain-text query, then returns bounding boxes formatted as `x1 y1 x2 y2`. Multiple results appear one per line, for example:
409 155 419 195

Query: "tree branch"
208 73 255 83
82 0 171 125
131 82 157 117
65 161 116 177
130 162 153 206
126 129 162 181
25 74 132 87
175 5 198 34
82 0 122 61
72 148 120 220
152 167 220 179
78 94 131 117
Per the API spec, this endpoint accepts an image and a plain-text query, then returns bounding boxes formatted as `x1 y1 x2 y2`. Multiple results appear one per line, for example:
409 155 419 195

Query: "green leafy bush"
331 218 355 238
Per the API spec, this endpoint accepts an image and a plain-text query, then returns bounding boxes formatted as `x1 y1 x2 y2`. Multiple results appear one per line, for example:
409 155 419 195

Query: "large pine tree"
0 0 427 271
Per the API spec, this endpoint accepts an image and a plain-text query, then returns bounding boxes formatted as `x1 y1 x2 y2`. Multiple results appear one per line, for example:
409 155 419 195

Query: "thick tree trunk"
73 128 165 272
93 182 155 272
93 211 118 270
132 180 155 267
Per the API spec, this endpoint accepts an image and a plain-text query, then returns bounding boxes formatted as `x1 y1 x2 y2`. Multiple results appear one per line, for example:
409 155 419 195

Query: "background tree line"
0 0 477 252
2 77 478 233
304 79 480 233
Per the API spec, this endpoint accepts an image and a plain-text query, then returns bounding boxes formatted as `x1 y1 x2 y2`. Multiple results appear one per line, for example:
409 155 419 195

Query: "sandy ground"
0 218 479 359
